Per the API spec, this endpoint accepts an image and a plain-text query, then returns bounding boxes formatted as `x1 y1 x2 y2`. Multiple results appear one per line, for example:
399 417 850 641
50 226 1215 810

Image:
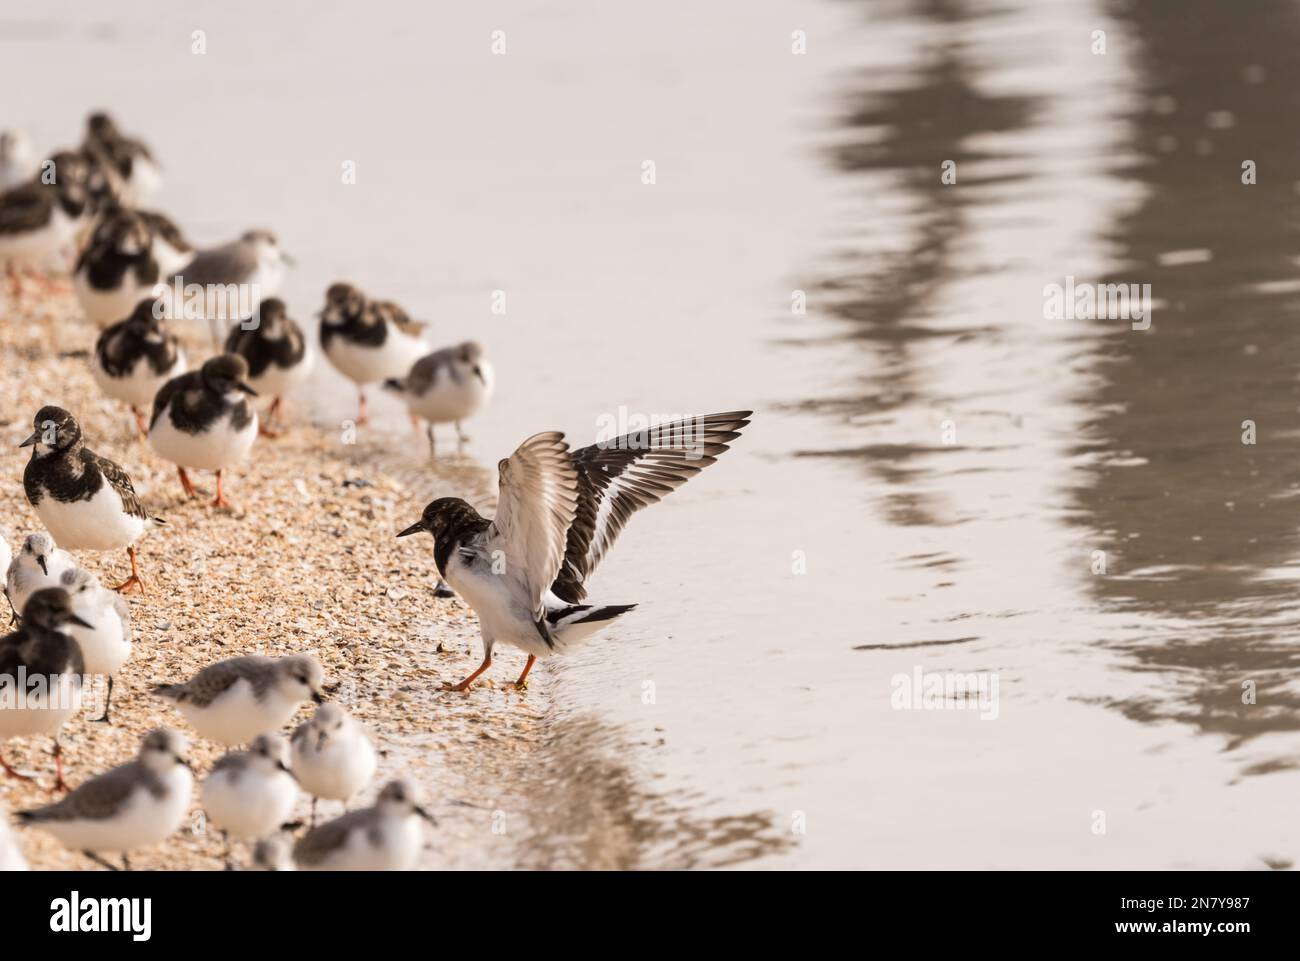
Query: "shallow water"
8 0 1300 868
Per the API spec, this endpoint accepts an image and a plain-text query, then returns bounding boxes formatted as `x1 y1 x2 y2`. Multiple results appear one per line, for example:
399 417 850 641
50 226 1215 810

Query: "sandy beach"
0 285 549 871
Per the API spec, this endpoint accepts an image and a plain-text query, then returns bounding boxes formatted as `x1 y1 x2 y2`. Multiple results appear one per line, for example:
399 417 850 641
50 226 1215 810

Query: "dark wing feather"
82 448 150 520
293 808 377 866
550 411 752 603
0 182 52 235
150 370 194 428
21 761 150 822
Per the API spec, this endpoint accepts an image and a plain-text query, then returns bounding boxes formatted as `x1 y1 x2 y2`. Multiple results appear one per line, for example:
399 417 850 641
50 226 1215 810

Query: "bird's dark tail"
547 602 637 649
382 377 404 394
152 682 184 701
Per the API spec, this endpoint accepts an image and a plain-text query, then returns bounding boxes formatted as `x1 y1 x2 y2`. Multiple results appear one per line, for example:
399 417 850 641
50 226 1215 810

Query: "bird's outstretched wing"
490 431 579 620
550 411 752 603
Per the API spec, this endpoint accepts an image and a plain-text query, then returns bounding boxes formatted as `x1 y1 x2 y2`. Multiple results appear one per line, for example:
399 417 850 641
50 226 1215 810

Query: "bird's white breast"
178 679 301 746
292 730 376 801
91 346 186 408
325 330 426 386
202 766 297 840
33 481 147 552
149 399 257 471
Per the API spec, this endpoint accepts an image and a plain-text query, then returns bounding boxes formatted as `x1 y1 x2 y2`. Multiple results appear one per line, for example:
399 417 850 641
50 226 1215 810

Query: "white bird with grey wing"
5 532 76 619
59 566 132 723
397 411 753 690
382 340 494 452
165 229 292 348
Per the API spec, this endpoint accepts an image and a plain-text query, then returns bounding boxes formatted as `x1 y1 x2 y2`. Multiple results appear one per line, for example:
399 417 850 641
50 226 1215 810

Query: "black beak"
472 365 486 386
237 381 258 396
19 431 38 448
415 805 438 826
37 556 47 576
311 691 324 704
277 760 298 782
397 521 424 538
67 613 94 630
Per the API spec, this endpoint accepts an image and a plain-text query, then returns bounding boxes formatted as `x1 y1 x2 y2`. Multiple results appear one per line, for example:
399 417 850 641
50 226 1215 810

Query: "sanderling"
252 833 295 871
0 802 26 870
201 733 298 867
167 229 291 347
224 297 313 437
398 411 752 690
74 206 192 325
154 653 325 746
0 172 89 287
80 112 162 207
0 130 36 192
148 354 259 509
59 566 131 723
290 702 377 826
5 532 76 617
293 779 434 871
383 340 494 453
91 298 188 437
318 283 428 425
17 728 191 871
21 406 164 593
0 588 89 789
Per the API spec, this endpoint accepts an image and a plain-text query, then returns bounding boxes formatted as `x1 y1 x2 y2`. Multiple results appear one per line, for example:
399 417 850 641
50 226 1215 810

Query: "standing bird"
0 130 36 192
0 173 88 293
16 728 191 872
290 702 377 826
21 406 163 593
80 111 162 207
148 354 259 509
293 779 434 871
74 206 191 325
153 653 325 746
168 229 291 348
224 297 313 437
383 341 494 453
0 588 89 789
319 283 428 426
91 298 187 437
60 566 131 724
397 411 752 691
201 733 298 868
5 532 76 618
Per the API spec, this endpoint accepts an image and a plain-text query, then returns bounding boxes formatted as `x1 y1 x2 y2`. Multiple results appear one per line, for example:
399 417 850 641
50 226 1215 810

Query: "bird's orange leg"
177 466 197 498
444 656 492 693
512 655 536 690
52 740 70 793
112 546 144 594
356 390 369 427
212 470 231 509
131 406 149 438
259 397 282 438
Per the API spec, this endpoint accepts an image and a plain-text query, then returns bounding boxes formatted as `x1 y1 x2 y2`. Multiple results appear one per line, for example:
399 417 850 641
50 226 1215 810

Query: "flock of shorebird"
0 113 752 871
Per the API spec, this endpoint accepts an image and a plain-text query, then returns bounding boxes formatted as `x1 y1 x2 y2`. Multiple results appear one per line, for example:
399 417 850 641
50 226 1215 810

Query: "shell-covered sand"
0 287 550 870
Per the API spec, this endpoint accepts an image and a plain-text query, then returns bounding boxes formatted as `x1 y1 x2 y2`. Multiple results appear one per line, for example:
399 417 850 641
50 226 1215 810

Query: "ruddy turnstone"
74 206 192 325
91 298 187 437
60 566 131 724
148 354 259 508
201 733 298 868
0 171 88 289
0 588 89 789
153 653 325 746
80 111 162 206
21 406 163 593
0 130 36 192
383 341 494 452
168 229 292 347
224 297 313 437
5 532 76 617
319 283 428 425
17 728 191 872
398 411 753 690
293 779 434 871
290 702 377 826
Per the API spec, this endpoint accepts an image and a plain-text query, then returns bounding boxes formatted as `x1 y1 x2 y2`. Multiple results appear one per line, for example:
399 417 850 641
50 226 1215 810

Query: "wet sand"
0 286 543 870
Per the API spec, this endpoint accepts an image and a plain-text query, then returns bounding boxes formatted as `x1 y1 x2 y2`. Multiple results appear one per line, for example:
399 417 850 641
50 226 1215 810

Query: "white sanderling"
154 653 325 746
91 298 188 437
80 112 162 207
252 833 295 871
21 406 164 593
0 588 89 789
0 130 36 192
5 532 76 617
224 297 314 437
290 702 377 825
293 779 434 871
398 411 753 690
17 728 192 871
148 354 259 509
318 282 428 425
383 340 494 453
167 229 292 347
74 206 191 325
59 566 131 723
201 733 298 867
